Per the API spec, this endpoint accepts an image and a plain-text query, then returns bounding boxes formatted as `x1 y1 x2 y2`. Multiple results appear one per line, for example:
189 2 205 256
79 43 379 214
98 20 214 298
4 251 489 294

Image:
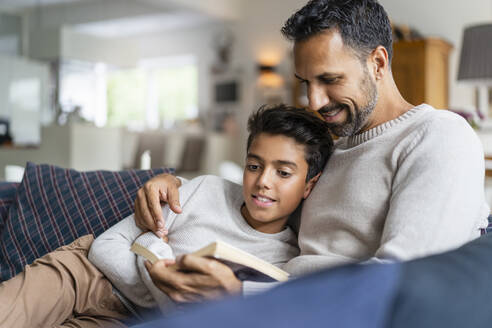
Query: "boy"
0 104 333 327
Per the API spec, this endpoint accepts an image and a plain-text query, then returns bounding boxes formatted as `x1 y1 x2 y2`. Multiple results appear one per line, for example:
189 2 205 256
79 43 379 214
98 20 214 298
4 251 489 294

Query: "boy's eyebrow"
247 154 298 168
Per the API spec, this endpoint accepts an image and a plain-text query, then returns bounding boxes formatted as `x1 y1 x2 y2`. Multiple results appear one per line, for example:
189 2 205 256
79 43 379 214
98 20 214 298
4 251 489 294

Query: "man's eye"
278 170 291 178
321 77 337 84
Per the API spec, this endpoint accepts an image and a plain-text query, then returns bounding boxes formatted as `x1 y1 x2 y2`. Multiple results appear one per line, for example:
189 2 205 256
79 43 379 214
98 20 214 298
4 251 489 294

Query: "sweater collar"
343 103 430 147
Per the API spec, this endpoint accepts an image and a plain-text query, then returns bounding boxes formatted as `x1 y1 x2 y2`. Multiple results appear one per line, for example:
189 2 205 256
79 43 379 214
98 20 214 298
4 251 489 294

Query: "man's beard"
319 74 378 137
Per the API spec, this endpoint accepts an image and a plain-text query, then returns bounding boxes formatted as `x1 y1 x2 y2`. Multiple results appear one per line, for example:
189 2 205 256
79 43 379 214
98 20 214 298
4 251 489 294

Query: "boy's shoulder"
187 175 242 194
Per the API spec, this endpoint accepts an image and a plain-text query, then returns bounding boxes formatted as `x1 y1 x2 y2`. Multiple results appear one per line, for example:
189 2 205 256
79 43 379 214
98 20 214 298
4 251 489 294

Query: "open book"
131 240 289 282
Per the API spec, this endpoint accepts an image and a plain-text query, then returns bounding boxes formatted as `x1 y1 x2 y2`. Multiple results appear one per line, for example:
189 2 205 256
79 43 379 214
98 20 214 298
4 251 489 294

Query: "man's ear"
303 173 321 199
368 45 389 81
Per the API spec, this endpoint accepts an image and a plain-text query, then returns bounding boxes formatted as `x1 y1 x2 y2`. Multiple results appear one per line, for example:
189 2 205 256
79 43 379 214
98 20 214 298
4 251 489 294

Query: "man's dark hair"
281 0 393 63
247 104 333 181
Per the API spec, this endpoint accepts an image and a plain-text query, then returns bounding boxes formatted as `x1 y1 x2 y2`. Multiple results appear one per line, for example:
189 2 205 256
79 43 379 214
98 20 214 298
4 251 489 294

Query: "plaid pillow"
0 182 19 235
0 162 174 281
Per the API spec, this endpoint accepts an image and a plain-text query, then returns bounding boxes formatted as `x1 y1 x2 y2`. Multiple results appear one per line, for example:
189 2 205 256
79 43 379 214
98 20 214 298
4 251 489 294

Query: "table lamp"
457 23 492 120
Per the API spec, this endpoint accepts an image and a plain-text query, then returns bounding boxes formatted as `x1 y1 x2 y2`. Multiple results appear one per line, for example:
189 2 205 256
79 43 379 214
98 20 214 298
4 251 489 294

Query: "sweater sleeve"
242 281 283 297
374 116 489 261
88 215 156 308
133 232 178 313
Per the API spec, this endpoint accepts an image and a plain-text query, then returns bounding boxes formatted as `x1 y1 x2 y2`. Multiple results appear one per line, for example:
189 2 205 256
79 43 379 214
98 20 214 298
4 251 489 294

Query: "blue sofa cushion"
0 182 19 235
0 162 174 281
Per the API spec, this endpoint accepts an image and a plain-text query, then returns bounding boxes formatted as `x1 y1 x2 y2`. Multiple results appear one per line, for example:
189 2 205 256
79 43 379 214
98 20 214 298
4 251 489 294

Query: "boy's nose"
256 170 273 190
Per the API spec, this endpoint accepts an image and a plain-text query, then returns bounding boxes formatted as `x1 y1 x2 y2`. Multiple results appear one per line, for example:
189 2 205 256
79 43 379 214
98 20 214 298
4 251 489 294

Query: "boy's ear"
303 173 321 199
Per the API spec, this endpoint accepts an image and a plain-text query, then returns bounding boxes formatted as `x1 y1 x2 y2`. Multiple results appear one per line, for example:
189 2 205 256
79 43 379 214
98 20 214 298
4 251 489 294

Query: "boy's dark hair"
281 0 393 63
247 104 333 181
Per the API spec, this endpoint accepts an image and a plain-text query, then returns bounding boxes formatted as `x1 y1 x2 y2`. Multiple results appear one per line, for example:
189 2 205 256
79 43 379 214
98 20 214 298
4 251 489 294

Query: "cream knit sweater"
88 175 299 313
284 104 489 276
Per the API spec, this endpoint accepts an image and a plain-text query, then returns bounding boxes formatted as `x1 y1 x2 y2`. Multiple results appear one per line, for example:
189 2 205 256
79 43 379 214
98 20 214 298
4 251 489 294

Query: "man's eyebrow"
294 74 306 81
317 72 343 79
295 73 343 81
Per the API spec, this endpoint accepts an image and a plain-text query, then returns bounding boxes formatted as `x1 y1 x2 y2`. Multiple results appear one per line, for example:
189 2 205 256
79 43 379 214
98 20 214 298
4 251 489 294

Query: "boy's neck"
240 204 288 234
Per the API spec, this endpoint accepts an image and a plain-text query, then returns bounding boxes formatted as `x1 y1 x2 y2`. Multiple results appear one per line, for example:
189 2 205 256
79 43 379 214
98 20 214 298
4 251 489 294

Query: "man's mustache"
317 104 348 115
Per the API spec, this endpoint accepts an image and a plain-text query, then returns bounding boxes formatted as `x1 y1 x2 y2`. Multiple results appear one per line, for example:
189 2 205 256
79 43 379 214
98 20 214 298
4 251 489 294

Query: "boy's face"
242 133 318 234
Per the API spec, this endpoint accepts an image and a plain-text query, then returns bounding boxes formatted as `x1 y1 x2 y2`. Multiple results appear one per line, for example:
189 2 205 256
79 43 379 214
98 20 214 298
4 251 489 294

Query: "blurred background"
0 0 491 187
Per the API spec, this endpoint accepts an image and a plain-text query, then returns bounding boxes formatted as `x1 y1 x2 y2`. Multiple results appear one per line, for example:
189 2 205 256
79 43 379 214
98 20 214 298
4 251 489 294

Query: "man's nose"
308 86 330 112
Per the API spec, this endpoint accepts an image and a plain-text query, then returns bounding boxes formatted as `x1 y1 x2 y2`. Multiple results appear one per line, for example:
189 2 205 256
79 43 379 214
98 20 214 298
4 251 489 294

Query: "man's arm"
134 174 187 237
374 117 489 261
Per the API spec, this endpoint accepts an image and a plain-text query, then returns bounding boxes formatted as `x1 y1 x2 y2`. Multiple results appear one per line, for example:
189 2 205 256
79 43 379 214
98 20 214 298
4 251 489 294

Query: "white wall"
234 0 492 113
379 0 492 110
61 28 138 67
117 22 231 115
231 0 492 158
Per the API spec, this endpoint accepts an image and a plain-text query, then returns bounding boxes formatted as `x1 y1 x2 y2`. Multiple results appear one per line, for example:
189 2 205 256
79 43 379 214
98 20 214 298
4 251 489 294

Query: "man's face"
242 133 315 233
294 30 378 137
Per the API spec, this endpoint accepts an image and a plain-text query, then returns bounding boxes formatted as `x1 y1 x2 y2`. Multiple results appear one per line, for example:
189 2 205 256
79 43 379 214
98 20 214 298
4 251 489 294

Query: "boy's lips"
252 194 276 207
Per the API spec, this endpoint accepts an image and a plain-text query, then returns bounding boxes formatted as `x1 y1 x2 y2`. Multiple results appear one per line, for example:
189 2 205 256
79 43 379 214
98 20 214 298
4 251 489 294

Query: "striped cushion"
0 162 174 281
0 182 19 235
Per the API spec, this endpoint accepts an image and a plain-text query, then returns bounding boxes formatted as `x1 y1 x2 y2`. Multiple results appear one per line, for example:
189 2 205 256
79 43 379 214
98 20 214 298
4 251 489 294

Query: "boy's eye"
278 170 291 178
247 164 259 171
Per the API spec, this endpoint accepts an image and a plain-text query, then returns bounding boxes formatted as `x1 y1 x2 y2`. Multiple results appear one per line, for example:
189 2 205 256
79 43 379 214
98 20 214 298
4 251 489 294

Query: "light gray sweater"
88 175 299 313
283 104 490 276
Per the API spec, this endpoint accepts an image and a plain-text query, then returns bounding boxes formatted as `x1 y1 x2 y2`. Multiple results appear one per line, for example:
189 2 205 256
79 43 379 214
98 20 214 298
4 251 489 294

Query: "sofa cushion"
0 182 19 235
0 162 173 281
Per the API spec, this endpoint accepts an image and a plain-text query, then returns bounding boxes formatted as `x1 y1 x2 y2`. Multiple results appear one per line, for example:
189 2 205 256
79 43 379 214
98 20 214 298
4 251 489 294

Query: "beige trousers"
0 234 132 328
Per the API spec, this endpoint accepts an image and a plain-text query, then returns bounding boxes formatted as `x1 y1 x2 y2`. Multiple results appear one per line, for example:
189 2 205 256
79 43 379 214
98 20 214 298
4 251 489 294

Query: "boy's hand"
144 255 242 303
134 173 182 238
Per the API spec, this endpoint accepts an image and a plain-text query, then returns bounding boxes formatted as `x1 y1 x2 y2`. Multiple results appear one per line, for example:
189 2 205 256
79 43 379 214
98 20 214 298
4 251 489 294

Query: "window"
106 69 146 128
107 54 198 130
59 55 198 130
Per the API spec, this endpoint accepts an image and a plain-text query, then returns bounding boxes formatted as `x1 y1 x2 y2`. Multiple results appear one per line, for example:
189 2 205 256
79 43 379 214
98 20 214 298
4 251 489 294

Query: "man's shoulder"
401 105 482 158
415 105 471 131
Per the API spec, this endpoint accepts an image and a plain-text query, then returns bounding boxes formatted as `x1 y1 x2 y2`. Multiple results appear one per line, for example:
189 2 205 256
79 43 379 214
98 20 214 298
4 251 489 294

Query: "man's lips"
321 108 343 122
252 194 276 207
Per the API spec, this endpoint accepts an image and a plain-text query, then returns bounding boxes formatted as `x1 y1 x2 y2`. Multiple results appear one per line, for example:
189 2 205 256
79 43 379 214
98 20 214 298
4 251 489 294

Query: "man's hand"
134 174 182 237
144 254 242 303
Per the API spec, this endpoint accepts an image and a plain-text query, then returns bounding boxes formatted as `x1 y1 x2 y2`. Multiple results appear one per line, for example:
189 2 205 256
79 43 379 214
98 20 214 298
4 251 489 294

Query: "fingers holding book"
144 255 242 303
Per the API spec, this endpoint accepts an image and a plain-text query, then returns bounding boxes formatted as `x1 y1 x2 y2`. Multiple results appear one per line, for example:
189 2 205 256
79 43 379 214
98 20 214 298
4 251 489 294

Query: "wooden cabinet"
392 38 453 109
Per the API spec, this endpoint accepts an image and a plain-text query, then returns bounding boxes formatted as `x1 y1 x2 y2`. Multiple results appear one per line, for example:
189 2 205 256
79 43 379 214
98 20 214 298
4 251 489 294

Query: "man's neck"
362 80 414 133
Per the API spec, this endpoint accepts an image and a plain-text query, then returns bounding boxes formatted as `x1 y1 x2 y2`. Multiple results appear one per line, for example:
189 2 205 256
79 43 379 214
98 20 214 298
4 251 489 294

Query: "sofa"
0 162 173 282
2 162 492 328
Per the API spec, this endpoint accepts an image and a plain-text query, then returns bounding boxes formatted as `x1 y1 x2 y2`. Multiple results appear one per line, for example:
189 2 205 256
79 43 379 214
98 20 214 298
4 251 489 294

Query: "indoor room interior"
1 1 492 327
0 0 491 196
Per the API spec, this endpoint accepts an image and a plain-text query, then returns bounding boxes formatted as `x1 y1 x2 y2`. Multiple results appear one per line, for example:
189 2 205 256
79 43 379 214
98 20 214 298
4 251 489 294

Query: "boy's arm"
133 233 178 313
88 215 156 307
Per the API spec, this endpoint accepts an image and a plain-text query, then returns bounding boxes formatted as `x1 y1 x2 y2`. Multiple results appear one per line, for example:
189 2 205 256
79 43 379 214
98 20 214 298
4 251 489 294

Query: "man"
134 0 489 301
